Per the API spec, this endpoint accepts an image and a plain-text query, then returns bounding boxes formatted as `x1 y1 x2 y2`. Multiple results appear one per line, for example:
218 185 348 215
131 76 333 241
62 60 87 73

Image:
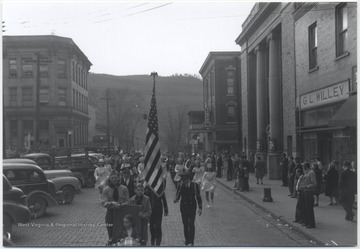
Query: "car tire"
3 214 12 235
28 197 47 218
61 186 75 204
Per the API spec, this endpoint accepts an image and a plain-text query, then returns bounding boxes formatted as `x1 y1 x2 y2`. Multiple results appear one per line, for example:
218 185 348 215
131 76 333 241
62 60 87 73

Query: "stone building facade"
3 35 92 153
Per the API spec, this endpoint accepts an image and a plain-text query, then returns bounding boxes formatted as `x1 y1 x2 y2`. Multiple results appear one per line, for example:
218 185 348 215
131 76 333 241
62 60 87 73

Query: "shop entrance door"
317 132 332 167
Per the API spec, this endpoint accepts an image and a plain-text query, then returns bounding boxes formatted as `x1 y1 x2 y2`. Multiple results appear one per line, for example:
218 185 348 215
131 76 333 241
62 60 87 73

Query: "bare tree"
163 107 188 154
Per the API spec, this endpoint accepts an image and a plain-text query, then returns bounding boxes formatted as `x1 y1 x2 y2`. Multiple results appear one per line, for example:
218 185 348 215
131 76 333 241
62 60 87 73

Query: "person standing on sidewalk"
242 155 251 191
287 156 296 196
233 154 241 188
298 162 317 228
174 171 202 246
281 153 289 187
339 161 357 221
324 161 339 206
291 157 303 198
254 156 265 184
312 162 323 207
294 169 305 224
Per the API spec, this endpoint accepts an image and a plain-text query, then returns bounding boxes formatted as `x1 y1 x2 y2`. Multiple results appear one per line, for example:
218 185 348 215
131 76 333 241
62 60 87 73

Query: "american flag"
144 73 164 197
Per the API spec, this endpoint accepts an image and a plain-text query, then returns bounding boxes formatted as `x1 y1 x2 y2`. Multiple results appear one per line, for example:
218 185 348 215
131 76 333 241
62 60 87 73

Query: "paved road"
11 175 314 246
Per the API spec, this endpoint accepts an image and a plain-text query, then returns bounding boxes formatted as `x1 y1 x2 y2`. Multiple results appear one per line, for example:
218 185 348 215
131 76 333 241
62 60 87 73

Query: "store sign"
300 81 350 110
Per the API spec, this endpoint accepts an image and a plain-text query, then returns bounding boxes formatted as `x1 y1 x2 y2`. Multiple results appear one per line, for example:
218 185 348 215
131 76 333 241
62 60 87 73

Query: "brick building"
199 52 241 154
294 2 357 165
236 3 297 179
3 35 92 153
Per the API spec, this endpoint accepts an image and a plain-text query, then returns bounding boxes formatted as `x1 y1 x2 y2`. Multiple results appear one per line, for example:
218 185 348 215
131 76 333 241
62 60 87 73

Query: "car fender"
50 176 81 192
26 191 58 207
3 201 32 224
71 172 85 186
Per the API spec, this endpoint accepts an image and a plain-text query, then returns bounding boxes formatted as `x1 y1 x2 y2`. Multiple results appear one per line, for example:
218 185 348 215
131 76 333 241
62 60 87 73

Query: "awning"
329 94 357 127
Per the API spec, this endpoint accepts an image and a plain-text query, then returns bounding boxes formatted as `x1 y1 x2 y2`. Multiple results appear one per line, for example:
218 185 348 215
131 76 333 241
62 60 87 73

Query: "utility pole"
100 89 115 154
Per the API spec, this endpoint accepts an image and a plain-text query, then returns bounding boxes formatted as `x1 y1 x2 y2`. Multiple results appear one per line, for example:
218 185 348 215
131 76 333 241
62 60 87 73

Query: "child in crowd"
118 214 140 246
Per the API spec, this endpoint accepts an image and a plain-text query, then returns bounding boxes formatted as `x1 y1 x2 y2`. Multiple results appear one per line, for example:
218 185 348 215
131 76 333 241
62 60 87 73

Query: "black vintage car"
22 153 53 170
54 154 97 188
3 163 61 218
3 175 32 236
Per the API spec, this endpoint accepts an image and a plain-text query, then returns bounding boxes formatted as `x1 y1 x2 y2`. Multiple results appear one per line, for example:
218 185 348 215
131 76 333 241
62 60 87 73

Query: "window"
73 89 75 107
39 88 49 104
39 120 49 130
336 3 348 56
39 64 49 78
226 70 235 94
21 57 33 78
10 120 17 138
22 87 33 106
9 87 17 106
72 61 76 81
58 88 66 106
227 104 236 123
309 23 317 69
57 59 66 78
9 58 17 77
352 66 357 92
23 120 33 133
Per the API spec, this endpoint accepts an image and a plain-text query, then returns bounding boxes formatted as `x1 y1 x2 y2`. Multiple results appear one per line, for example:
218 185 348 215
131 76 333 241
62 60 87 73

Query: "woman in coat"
324 161 340 206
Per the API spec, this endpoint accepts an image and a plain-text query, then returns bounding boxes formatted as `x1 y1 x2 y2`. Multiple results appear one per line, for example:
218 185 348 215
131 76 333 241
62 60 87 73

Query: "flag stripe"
144 77 164 197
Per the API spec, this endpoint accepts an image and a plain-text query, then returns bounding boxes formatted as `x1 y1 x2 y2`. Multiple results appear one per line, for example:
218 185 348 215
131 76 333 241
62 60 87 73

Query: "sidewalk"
216 173 357 246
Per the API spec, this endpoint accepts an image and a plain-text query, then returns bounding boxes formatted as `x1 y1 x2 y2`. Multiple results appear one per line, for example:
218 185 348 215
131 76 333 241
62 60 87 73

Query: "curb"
217 180 326 246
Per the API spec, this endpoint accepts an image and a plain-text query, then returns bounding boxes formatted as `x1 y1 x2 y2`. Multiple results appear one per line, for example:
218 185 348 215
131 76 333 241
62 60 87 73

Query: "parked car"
54 155 97 188
22 153 53 170
43 169 81 204
3 159 80 204
3 175 32 236
3 163 61 218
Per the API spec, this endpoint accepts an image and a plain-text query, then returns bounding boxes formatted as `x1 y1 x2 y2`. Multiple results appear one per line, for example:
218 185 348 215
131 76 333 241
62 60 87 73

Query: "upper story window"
9 87 17 106
9 58 17 78
39 88 49 105
57 59 66 78
227 104 236 123
39 120 49 131
226 70 235 94
21 57 33 78
39 64 49 78
308 22 317 69
22 87 33 106
58 88 66 106
336 3 348 56
72 61 76 81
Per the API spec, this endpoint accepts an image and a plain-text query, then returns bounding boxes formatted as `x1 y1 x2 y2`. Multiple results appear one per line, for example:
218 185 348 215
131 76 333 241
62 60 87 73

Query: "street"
11 175 313 246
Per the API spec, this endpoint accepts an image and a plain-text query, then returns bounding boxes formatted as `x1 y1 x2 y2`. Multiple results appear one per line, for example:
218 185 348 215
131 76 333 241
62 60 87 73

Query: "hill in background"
87 73 203 151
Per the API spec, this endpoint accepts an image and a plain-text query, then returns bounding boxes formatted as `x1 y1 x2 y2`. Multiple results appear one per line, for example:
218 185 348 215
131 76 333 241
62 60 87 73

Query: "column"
267 32 282 179
254 44 267 158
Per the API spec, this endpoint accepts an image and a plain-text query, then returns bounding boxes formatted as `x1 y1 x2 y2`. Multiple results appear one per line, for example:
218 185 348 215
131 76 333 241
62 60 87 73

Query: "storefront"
298 81 356 166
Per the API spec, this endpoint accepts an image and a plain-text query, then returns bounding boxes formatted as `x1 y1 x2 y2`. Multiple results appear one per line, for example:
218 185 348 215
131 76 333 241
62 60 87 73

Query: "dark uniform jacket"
339 169 357 197
175 182 202 213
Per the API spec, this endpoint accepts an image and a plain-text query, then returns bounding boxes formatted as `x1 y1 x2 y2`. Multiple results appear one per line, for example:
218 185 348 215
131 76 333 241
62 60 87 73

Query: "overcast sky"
2 1 255 77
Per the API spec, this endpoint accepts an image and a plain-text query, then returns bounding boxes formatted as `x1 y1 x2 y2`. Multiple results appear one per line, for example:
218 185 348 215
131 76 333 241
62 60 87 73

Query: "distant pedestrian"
254 156 265 184
216 154 223 178
174 157 186 189
242 155 251 191
233 154 241 188
174 171 202 246
287 156 296 196
291 157 303 198
339 161 357 221
94 158 110 195
298 162 317 228
192 160 204 185
281 153 289 187
312 162 323 207
226 154 234 181
294 168 305 224
201 161 217 208
324 161 339 206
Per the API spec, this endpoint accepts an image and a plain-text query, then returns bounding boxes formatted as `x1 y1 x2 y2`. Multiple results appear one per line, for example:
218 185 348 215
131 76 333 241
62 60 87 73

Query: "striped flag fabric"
144 76 164 197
